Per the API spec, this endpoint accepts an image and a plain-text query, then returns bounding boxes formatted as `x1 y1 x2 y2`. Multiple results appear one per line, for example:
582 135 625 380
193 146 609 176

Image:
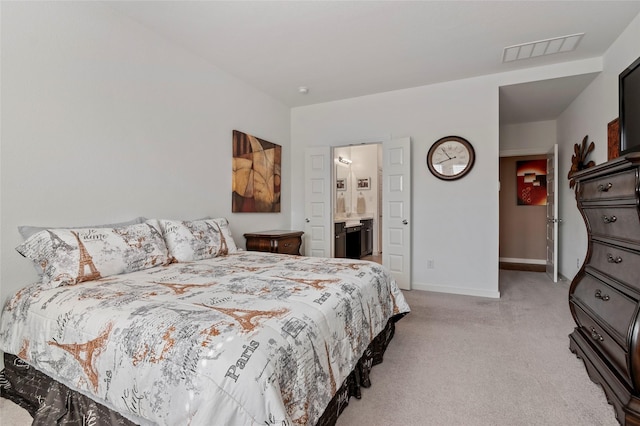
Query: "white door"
304 147 332 257
546 144 559 283
383 137 412 290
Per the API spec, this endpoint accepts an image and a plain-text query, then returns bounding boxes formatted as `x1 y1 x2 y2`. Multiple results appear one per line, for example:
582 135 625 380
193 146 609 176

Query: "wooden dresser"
244 230 304 255
569 153 640 425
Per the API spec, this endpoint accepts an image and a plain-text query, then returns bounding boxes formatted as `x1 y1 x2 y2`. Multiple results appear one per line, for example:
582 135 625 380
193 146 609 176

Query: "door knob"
402 219 408 225
305 218 310 223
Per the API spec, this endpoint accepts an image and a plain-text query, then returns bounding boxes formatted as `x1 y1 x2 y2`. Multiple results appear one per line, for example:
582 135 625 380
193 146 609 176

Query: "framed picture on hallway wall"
516 159 547 206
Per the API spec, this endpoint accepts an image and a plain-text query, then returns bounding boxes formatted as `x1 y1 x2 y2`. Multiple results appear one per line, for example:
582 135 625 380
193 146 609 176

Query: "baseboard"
411 282 500 299
499 257 546 265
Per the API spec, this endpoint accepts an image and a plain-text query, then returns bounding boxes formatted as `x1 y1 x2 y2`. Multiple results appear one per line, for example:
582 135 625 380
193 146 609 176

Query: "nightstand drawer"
275 237 302 255
584 206 640 244
244 230 304 255
579 169 637 201
572 273 636 347
590 241 640 290
573 304 631 385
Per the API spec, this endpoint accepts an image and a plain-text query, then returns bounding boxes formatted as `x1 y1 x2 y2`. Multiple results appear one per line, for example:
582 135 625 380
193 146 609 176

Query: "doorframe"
331 140 384 258
498 147 558 275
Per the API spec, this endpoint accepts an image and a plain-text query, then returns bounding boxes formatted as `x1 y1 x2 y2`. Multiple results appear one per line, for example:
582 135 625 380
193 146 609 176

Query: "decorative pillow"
158 218 238 262
16 219 170 287
17 217 148 241
18 217 148 277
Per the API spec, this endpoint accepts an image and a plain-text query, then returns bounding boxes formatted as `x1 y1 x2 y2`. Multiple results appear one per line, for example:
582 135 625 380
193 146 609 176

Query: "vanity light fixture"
338 156 352 165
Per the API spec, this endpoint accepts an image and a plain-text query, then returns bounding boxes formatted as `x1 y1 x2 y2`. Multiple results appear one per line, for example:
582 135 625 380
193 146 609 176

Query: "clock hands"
440 147 452 160
436 155 457 164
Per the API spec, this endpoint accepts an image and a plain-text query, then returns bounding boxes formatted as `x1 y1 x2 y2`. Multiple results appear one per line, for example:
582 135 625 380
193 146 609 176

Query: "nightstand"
244 230 304 255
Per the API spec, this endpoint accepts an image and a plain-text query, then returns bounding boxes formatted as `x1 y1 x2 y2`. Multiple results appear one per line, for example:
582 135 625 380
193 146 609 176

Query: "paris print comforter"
0 251 410 425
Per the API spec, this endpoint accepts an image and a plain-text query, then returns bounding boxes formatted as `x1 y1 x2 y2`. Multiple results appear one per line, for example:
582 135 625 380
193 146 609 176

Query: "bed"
0 218 410 425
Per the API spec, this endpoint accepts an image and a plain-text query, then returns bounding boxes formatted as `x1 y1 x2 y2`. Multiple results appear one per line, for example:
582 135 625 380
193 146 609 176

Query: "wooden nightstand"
244 230 304 255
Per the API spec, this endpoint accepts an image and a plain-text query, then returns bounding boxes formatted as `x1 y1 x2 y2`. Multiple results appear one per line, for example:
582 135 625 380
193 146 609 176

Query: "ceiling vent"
503 33 584 63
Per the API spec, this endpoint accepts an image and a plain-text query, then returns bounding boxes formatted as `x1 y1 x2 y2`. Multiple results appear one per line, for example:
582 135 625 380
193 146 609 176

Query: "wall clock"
426 136 475 181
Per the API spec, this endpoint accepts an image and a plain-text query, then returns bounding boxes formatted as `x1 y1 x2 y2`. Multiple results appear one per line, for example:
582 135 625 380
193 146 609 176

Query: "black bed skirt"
1 314 404 426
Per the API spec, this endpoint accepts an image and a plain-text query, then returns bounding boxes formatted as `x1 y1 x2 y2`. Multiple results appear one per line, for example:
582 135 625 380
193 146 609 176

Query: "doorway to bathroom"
333 143 382 262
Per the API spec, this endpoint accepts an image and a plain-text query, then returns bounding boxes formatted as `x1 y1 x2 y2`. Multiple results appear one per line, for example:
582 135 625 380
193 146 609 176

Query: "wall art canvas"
516 159 547 206
608 117 620 161
232 130 281 212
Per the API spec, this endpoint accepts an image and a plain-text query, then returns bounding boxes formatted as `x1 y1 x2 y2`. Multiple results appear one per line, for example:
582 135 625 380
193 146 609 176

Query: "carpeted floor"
336 269 618 425
0 270 619 425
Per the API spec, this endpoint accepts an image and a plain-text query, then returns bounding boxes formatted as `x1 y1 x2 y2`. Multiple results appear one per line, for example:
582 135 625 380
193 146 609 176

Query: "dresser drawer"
590 241 640 290
584 206 640 244
573 304 631 385
579 169 637 201
572 273 636 347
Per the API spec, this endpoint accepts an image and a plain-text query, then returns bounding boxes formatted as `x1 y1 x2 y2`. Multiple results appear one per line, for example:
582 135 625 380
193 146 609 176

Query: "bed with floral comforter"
0 250 409 425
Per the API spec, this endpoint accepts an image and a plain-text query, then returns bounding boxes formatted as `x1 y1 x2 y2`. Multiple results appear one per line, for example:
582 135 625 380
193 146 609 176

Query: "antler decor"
568 135 596 189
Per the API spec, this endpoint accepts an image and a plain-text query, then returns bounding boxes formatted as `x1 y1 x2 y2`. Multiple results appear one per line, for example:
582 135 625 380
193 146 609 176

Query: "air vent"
503 33 584 63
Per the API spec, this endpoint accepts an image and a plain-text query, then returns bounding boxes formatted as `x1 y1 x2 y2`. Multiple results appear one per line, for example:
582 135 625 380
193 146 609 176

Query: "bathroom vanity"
334 218 373 259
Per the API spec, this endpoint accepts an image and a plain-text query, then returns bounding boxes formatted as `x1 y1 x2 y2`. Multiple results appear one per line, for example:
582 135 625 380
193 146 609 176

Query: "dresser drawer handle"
590 327 604 342
602 215 617 224
283 243 291 247
594 289 610 301
607 254 623 264
597 182 613 192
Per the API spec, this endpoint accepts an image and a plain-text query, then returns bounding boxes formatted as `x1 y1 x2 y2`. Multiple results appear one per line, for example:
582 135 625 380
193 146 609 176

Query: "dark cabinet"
360 219 373 257
346 225 361 259
334 222 346 258
335 220 373 259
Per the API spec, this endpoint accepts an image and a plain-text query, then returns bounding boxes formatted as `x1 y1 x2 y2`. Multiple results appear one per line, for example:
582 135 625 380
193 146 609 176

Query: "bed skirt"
1 314 405 426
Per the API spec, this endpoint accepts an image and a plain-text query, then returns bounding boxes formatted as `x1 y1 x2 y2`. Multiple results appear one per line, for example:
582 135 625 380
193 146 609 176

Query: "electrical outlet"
577 258 580 269
427 259 434 269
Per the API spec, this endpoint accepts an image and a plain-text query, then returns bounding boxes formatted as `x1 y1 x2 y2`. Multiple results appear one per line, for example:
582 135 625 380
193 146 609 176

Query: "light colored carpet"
0 270 619 425
337 269 618 426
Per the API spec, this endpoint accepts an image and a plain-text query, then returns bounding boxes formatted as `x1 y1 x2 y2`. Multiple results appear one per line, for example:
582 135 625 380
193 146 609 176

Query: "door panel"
383 137 411 290
305 147 331 257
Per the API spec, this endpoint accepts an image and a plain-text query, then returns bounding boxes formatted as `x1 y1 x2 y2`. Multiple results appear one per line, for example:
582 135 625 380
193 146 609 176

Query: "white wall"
291 60 603 298
0 2 291 304
346 144 378 218
292 77 501 297
334 145 377 216
557 12 640 281
500 120 557 155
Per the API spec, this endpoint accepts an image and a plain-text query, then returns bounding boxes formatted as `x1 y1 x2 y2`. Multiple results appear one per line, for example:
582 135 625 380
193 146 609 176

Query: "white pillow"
16 219 169 288
159 218 238 262
18 217 148 277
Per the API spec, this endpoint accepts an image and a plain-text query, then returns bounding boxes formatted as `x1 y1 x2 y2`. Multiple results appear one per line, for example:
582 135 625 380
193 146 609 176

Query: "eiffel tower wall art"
232 130 281 213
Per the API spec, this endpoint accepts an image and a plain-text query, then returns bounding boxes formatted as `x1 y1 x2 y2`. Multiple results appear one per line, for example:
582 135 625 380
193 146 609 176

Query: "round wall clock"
426 136 476 181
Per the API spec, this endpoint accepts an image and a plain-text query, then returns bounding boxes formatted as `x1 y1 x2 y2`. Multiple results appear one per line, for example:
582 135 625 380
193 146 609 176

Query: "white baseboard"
411 282 500 299
499 257 546 265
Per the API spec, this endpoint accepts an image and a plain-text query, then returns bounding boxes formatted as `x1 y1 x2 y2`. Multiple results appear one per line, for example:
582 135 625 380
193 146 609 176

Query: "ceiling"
108 1 640 124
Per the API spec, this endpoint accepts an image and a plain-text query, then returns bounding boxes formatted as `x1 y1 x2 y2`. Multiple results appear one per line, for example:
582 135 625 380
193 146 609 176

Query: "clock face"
427 136 475 180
